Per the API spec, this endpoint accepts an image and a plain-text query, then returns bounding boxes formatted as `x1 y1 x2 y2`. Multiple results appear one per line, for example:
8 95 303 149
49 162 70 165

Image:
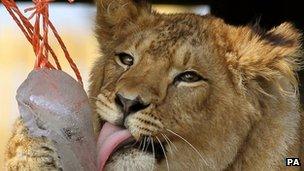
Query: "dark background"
16 0 304 30
11 0 304 102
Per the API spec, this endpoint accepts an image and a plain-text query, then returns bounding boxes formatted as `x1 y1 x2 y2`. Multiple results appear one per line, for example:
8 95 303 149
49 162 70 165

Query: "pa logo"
285 158 301 166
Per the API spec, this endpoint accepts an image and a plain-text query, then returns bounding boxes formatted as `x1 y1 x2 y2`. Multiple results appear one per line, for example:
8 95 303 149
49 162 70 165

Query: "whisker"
142 136 147 153
161 133 173 154
145 136 151 152
151 136 155 160
156 136 170 171
131 139 139 148
149 136 156 170
166 128 208 166
163 134 178 151
138 138 143 151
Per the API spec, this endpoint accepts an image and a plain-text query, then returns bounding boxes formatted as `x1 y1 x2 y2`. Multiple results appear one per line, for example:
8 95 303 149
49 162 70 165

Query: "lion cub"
5 0 303 170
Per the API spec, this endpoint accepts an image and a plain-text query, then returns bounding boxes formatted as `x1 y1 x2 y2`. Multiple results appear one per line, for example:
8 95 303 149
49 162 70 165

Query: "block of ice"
16 69 97 171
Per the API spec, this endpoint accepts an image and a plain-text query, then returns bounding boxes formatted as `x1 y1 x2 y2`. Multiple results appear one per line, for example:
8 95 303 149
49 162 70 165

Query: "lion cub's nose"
115 93 150 117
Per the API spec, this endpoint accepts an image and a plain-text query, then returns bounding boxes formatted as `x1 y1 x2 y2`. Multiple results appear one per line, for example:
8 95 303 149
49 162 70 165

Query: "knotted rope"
1 0 83 84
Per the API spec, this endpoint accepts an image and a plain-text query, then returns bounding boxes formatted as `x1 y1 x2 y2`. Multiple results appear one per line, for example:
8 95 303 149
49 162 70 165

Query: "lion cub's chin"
104 148 156 171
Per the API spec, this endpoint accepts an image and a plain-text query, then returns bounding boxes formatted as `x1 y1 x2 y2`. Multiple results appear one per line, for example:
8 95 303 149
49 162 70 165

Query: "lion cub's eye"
174 71 205 83
116 53 134 66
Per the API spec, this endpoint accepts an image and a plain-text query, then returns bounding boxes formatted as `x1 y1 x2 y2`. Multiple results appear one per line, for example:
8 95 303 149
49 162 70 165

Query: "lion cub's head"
89 0 302 170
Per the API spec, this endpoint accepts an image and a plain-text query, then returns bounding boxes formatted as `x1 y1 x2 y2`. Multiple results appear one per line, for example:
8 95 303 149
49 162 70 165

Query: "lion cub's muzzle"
96 90 167 170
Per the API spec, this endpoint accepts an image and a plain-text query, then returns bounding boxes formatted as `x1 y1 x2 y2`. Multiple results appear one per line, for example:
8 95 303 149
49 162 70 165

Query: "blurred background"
0 0 303 169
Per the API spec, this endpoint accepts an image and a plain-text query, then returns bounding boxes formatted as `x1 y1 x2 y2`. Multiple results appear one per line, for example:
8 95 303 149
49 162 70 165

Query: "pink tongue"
97 122 132 171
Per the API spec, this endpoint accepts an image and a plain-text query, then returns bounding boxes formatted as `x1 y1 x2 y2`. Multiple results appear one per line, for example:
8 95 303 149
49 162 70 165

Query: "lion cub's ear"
95 0 151 41
226 22 302 92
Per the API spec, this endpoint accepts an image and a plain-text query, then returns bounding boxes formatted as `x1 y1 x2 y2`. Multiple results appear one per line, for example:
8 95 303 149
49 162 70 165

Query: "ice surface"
16 69 97 171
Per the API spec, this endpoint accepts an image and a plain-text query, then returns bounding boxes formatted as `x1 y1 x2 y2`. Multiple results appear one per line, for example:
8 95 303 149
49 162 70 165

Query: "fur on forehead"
95 0 303 96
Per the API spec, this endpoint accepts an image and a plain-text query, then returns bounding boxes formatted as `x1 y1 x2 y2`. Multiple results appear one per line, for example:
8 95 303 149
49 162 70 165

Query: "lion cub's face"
90 0 301 170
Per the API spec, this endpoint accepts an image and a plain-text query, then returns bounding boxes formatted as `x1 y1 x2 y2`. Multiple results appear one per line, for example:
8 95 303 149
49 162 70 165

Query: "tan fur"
5 0 304 170
5 118 61 170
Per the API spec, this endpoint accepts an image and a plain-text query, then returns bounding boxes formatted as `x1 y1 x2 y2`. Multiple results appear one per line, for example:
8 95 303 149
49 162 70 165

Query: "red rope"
1 0 82 84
